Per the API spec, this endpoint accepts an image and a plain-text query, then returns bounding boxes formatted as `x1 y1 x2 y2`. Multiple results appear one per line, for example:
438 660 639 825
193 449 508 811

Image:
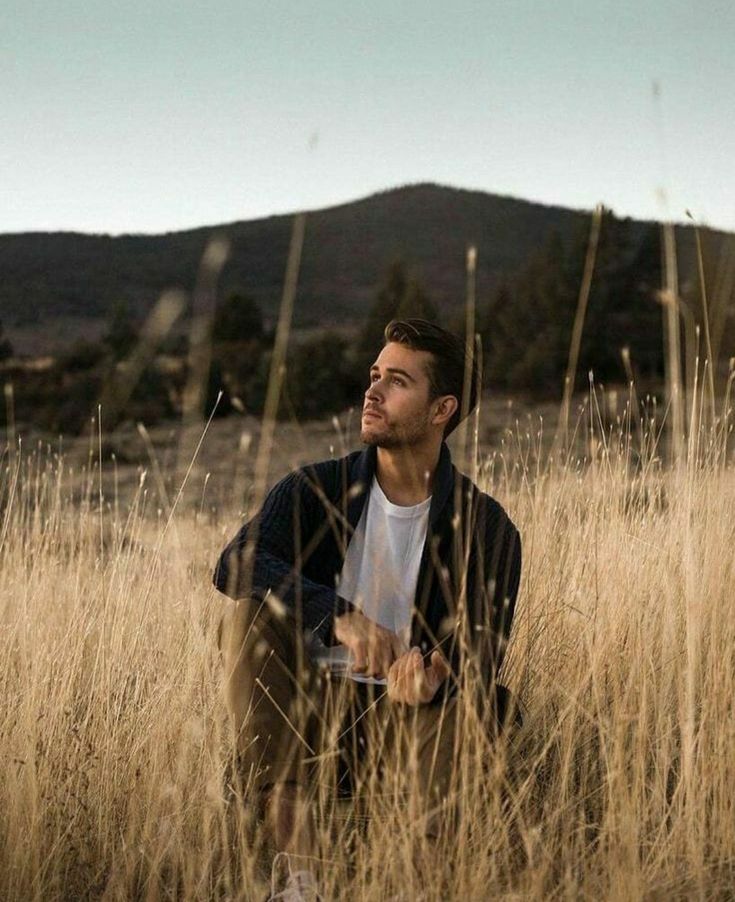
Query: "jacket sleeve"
212 469 355 644
429 497 521 708
483 510 522 678
449 498 522 692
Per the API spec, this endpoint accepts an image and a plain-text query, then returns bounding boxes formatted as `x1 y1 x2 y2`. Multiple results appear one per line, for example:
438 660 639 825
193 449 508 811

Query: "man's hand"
387 647 451 706
333 611 407 679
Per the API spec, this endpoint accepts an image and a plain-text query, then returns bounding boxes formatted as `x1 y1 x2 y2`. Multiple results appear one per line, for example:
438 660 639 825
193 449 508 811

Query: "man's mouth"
362 408 383 420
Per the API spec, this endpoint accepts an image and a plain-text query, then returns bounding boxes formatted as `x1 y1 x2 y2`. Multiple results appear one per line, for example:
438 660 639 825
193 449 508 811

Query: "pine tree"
284 333 361 419
570 213 663 386
356 260 438 365
482 231 573 392
481 214 666 395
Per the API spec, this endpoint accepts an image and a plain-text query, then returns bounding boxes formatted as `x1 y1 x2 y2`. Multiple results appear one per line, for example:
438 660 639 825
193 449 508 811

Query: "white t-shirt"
311 476 431 684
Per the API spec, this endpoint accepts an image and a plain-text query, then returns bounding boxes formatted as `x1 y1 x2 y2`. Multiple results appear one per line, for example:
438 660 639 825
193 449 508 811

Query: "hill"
0 183 730 354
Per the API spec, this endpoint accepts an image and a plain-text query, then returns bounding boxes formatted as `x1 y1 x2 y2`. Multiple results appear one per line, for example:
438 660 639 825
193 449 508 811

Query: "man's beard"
360 412 431 448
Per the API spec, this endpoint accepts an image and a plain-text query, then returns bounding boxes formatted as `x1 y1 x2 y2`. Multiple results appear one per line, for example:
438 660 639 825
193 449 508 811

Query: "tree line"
1 208 731 433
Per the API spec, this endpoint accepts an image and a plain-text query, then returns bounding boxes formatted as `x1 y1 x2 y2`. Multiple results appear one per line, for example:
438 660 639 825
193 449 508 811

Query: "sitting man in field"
214 319 522 899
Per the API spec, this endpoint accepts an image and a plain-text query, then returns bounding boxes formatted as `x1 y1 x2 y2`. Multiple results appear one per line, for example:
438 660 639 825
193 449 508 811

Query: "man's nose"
365 379 383 401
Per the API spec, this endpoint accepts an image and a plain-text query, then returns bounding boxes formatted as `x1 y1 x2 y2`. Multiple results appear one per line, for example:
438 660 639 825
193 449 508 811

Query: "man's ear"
431 395 458 429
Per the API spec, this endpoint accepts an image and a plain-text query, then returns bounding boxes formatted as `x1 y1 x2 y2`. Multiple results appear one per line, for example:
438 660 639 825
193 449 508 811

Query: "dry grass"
1 390 734 901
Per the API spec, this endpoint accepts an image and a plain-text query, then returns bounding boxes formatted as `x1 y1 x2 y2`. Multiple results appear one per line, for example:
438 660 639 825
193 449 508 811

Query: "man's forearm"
214 540 354 644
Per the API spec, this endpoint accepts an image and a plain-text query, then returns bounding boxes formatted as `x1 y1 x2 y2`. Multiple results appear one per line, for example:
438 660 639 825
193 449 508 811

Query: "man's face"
361 342 438 448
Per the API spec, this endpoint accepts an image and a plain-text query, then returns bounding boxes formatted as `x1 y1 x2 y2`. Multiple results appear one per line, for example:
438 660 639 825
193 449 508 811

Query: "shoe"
267 852 323 901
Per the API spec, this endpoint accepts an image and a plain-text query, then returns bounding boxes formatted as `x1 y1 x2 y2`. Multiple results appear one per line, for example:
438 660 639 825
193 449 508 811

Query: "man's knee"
217 600 244 665
218 596 279 674
218 599 324 786
218 598 278 730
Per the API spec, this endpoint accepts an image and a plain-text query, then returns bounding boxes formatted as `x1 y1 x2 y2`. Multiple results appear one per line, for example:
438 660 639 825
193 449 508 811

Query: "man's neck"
374 442 441 506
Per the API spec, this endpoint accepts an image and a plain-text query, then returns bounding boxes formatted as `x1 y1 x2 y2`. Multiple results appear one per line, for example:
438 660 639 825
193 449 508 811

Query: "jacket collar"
347 441 455 528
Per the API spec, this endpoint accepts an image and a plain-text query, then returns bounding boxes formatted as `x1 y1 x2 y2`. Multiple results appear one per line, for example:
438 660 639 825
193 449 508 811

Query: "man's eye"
392 377 405 386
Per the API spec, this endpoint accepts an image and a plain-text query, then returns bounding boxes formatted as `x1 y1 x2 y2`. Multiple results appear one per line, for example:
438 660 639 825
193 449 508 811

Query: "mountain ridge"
1 182 729 353
1 182 598 240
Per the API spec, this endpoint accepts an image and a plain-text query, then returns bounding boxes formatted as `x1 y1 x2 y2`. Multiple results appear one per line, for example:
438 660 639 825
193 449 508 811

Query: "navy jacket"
213 442 521 701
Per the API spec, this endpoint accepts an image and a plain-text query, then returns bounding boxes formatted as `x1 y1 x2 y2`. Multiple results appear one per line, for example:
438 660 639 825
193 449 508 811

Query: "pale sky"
2 0 733 235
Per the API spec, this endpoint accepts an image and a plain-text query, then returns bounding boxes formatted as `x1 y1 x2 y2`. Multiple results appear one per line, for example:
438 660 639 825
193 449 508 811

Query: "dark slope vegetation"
0 183 729 334
0 184 610 327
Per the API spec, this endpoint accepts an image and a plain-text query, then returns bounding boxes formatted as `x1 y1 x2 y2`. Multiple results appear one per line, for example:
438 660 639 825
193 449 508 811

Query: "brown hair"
383 318 480 437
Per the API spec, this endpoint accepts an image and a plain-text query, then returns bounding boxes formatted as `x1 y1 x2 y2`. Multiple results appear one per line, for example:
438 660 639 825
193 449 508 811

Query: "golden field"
1 389 734 900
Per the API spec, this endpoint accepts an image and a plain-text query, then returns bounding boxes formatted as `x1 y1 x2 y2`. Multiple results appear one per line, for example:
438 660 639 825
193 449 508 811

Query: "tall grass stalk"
559 203 603 448
693 226 717 425
661 222 685 465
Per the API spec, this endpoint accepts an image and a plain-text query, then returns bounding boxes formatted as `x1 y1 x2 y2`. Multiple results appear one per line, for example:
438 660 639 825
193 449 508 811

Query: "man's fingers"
387 632 407 675
410 648 426 702
337 614 408 680
381 646 396 680
350 628 420 682
388 656 401 684
351 639 368 672
367 646 382 678
390 652 409 690
389 648 450 704
423 650 450 696
389 648 419 703
376 631 403 678
366 640 387 678
380 636 397 678
429 650 451 681
371 632 404 678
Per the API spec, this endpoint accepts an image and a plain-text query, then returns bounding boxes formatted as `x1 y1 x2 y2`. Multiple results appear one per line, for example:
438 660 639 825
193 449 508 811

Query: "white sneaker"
268 852 323 901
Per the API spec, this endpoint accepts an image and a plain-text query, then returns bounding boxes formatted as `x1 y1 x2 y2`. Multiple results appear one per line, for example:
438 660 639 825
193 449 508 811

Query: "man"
214 319 522 899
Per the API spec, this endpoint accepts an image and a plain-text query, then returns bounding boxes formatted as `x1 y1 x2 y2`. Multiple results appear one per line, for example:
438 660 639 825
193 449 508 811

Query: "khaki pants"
218 597 466 829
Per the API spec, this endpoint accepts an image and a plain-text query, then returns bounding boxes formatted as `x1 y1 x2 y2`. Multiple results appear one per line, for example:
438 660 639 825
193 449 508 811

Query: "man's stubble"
360 408 432 449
